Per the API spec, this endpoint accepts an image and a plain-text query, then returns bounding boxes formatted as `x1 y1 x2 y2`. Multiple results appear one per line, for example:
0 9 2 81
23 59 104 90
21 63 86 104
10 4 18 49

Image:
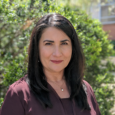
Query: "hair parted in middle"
27 13 90 110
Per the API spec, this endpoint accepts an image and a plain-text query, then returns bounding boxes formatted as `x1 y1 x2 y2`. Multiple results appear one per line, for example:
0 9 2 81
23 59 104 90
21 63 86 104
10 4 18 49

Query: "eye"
45 43 52 45
61 42 68 45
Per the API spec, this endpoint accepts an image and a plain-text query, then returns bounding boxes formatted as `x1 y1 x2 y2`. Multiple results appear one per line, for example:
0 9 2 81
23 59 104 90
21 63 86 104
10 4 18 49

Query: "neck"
43 69 64 82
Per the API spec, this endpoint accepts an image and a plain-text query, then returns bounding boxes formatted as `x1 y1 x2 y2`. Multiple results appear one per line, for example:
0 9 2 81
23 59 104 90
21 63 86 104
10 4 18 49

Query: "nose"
53 46 62 57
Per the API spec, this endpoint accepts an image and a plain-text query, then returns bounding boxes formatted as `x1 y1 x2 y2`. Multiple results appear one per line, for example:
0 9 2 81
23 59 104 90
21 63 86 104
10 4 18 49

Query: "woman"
0 13 101 115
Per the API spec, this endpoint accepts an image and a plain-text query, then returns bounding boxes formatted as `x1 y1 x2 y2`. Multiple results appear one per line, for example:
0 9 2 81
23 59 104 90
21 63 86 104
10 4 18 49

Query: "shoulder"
8 75 31 100
82 80 94 93
82 80 96 99
83 80 91 87
0 75 30 115
10 75 28 89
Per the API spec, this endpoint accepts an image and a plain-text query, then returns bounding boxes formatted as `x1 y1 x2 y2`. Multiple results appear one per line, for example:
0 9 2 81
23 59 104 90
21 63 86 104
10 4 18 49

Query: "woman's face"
39 27 72 74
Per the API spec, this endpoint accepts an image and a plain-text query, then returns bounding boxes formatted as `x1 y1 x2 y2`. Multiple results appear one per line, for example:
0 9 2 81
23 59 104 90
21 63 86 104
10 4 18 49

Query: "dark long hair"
27 13 90 110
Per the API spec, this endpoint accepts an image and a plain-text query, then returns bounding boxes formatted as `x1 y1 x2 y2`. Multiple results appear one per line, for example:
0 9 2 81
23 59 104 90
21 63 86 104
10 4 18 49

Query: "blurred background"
0 0 115 114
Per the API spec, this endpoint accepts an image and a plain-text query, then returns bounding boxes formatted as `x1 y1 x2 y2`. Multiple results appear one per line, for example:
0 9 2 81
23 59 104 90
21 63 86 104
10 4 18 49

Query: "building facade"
91 0 115 40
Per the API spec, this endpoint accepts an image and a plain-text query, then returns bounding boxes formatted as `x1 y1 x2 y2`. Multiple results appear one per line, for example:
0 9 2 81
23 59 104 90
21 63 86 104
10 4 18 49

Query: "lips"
51 60 63 64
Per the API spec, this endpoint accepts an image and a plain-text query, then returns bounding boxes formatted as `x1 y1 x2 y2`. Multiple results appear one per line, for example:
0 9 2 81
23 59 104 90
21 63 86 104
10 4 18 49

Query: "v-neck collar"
47 82 70 99
47 82 76 115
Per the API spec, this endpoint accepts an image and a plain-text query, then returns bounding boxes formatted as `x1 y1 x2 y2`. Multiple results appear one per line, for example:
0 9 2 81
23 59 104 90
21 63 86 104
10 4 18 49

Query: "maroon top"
0 76 101 115
60 98 73 115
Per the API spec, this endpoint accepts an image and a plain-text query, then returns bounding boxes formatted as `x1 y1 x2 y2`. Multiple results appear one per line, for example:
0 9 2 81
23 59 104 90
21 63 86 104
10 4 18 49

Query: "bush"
0 0 115 114
111 40 115 50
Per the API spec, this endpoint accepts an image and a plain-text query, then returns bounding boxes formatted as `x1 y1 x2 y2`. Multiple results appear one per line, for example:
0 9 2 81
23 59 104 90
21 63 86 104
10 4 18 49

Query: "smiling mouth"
51 60 63 64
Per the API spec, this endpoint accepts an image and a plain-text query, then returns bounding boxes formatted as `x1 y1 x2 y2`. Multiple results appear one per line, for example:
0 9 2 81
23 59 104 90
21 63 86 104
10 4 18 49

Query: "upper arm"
0 86 25 115
83 80 101 115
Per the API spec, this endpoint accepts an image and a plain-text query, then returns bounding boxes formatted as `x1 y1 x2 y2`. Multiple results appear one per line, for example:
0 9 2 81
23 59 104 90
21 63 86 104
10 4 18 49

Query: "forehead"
40 27 70 41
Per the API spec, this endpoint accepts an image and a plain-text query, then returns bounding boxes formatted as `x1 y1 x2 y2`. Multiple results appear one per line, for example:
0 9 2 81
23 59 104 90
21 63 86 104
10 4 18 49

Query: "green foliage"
0 0 115 114
2 47 27 86
0 98 4 107
111 40 115 50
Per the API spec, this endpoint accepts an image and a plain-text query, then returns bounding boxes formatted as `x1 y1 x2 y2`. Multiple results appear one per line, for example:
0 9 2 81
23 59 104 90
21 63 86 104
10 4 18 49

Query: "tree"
67 0 99 15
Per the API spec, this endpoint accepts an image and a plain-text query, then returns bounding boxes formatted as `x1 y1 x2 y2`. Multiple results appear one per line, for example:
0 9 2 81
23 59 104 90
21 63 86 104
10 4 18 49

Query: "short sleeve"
0 86 25 115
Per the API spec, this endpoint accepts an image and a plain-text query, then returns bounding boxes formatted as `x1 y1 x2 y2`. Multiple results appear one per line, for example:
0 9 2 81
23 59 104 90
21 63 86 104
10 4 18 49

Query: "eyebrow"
43 40 54 43
60 39 70 42
43 39 70 43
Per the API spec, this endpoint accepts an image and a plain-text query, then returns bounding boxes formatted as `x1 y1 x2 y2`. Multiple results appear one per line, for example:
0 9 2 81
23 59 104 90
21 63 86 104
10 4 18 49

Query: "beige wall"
102 24 115 40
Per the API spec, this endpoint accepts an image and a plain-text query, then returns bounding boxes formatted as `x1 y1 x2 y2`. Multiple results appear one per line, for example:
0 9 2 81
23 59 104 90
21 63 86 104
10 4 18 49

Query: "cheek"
62 47 72 58
66 51 72 59
39 47 52 59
